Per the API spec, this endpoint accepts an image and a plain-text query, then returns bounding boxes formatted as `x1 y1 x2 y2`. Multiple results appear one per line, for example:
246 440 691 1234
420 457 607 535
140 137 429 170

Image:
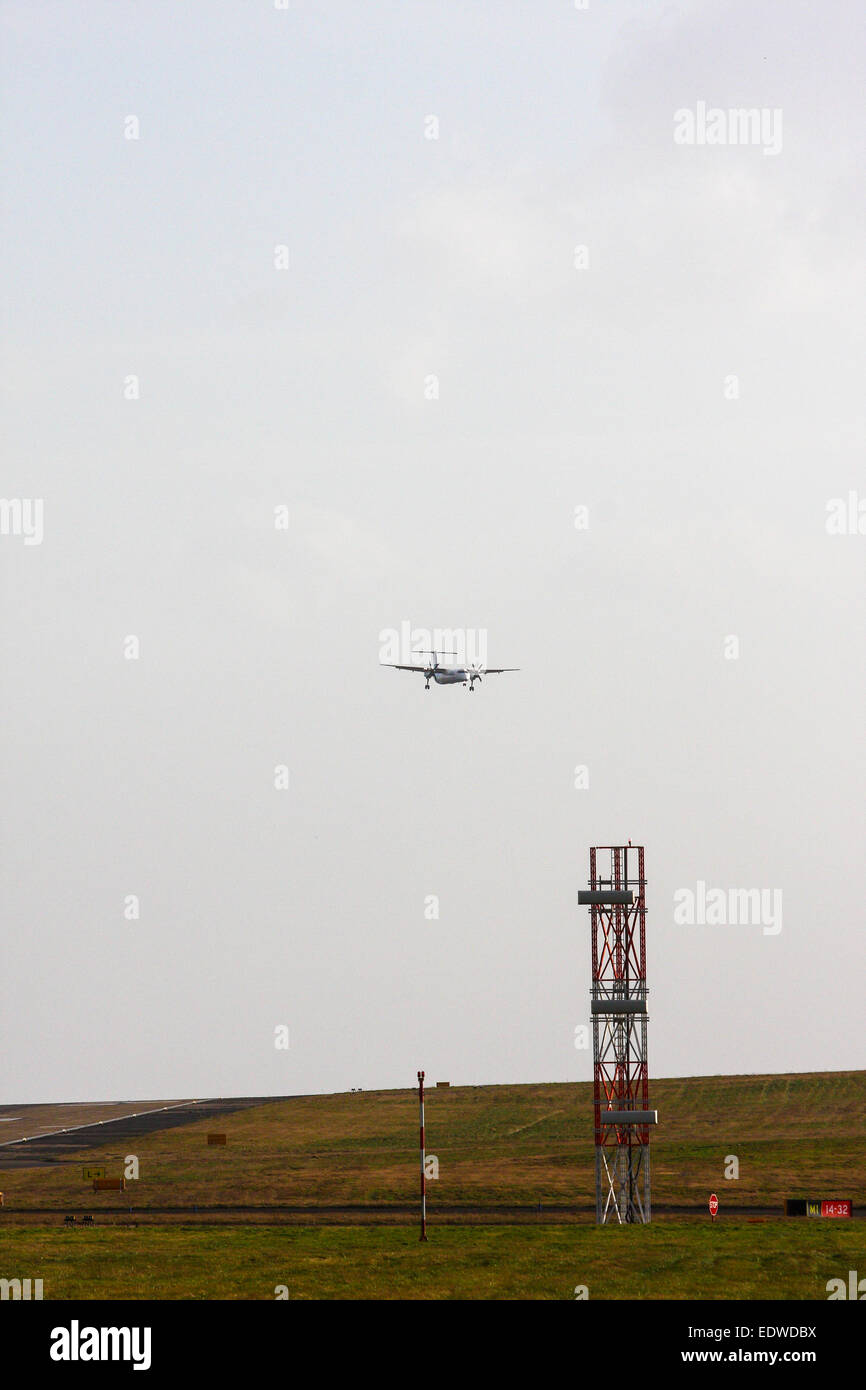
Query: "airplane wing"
380 662 519 674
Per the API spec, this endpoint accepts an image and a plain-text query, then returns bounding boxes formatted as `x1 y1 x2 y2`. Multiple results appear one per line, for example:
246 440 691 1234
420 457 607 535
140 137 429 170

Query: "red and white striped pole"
418 1070 427 1242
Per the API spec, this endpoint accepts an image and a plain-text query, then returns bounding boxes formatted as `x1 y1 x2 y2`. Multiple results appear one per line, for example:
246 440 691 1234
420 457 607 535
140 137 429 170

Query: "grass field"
3 1071 865 1211
1 1071 864 1298
0 1222 862 1300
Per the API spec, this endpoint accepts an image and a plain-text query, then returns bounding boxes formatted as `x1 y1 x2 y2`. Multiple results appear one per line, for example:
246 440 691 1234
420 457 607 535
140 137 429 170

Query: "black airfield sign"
785 1198 853 1217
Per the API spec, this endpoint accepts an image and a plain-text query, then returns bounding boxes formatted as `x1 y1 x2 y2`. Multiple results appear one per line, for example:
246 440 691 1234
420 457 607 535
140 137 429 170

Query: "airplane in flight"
381 650 519 692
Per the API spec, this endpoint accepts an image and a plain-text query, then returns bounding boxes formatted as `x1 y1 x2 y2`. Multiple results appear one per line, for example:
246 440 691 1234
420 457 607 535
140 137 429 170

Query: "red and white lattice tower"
579 844 658 1224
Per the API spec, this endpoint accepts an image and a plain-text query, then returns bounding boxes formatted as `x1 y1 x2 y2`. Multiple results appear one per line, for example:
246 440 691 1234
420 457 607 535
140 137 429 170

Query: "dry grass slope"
2 1070 864 1213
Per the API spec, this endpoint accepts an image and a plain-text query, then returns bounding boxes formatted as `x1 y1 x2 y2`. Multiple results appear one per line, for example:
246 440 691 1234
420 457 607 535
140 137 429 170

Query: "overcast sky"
2 0 864 1103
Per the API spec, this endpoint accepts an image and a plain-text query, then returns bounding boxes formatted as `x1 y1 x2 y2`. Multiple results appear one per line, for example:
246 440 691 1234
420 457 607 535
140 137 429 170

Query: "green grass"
0 1222 862 1300
4 1071 864 1212
2 1070 863 1298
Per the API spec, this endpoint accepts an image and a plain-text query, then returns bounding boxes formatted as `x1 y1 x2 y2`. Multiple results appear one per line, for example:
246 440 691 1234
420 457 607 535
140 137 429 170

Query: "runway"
0 1097 295 1171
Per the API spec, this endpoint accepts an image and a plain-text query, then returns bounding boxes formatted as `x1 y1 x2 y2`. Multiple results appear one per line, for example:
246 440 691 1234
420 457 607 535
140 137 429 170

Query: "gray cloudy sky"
1 1 864 1103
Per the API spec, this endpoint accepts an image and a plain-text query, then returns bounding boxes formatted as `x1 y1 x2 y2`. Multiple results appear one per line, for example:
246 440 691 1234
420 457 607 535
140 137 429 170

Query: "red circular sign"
709 1193 719 1217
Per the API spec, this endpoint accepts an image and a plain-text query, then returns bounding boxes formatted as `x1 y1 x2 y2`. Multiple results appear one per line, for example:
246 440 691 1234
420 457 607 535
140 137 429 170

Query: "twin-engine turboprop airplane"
381 650 519 692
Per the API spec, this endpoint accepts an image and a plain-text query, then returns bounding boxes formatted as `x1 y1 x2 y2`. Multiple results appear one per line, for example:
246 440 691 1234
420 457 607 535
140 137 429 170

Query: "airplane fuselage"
432 668 468 684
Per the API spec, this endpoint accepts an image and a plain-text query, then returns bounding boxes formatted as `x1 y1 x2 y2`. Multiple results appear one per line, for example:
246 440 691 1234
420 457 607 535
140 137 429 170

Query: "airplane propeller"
412 648 457 690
